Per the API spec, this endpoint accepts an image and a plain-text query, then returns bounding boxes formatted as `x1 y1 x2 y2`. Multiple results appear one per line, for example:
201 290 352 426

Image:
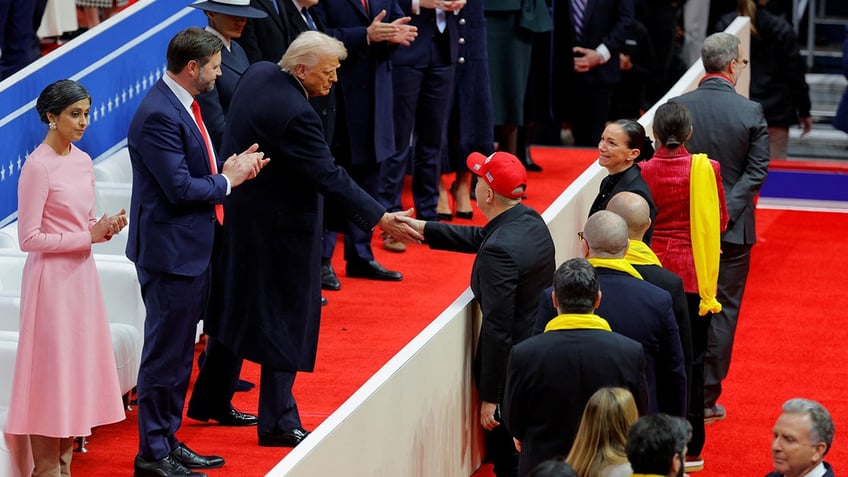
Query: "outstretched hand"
378 208 425 244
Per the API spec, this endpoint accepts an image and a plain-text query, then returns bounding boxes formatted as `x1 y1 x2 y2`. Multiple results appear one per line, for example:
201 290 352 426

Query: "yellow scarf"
588 257 643 280
544 314 612 333
690 153 722 315
626 240 662 267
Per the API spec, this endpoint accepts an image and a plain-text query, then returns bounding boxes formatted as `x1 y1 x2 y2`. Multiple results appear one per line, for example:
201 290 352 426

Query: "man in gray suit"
671 32 770 423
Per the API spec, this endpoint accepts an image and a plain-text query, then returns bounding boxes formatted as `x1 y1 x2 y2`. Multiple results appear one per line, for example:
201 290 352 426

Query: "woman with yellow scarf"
639 101 728 472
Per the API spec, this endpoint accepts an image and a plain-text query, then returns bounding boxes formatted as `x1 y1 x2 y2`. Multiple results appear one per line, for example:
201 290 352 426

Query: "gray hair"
35 79 91 124
584 211 629 258
279 31 347 73
782 398 835 453
701 32 740 73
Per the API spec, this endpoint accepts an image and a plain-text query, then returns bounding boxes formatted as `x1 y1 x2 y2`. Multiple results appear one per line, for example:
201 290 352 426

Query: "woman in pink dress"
6 79 128 475
639 101 728 471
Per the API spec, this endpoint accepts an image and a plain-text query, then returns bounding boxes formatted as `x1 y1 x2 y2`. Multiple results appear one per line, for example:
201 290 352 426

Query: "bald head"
584 211 629 258
606 192 651 240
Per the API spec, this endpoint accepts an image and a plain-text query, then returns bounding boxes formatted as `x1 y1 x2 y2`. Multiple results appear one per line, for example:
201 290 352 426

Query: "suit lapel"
157 81 211 170
257 0 286 30
221 44 249 76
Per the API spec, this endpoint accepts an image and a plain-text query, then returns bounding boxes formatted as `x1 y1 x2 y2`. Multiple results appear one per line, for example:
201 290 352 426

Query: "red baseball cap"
466 151 527 199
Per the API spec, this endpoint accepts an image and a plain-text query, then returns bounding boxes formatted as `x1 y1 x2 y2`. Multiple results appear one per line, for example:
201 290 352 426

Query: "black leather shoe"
169 443 224 470
321 261 341 290
346 260 402 281
258 427 311 447
321 296 328 306
134 455 206 477
186 408 257 427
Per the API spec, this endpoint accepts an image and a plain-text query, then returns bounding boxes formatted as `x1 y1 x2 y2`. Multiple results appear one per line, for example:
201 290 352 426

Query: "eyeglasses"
736 58 749 69
577 231 589 248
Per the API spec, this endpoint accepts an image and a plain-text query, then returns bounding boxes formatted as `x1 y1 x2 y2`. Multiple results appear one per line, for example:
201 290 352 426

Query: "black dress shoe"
258 427 311 447
346 260 402 281
455 211 473 219
169 443 224 470
186 408 257 426
321 261 341 290
134 455 206 477
321 296 328 306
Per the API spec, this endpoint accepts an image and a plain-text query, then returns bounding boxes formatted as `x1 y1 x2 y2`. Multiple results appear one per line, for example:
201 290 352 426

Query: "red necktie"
190 99 224 225
361 0 368 14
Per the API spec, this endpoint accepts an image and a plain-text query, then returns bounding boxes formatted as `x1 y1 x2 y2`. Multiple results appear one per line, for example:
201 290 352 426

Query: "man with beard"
626 414 692 477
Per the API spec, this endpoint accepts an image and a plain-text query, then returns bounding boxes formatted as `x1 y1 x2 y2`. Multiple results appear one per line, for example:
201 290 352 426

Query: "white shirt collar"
204 26 231 51
799 462 827 477
162 72 195 114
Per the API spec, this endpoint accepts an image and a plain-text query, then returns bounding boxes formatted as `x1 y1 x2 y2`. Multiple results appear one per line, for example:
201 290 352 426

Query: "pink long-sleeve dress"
6 143 124 437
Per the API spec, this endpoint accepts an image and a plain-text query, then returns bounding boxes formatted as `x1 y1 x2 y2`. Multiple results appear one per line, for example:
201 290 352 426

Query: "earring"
49 121 57 130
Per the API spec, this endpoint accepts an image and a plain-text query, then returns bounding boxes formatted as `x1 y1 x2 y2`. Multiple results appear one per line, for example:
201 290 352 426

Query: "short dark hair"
166 27 223 74
35 79 91 124
527 457 580 477
626 414 692 475
612 119 654 162
653 102 692 149
553 258 599 314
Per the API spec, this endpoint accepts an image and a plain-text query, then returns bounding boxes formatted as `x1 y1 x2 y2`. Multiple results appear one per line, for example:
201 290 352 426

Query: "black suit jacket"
589 164 657 243
197 40 251 151
424 204 555 403
535 268 687 416
503 327 649 477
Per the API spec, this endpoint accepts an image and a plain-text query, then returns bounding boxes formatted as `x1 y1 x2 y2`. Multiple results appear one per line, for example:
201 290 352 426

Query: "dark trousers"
571 83 614 147
687 292 710 456
343 162 380 264
704 242 753 407
187 336 242 418
258 366 301 434
379 60 455 220
488 423 518 477
135 265 209 460
0 0 40 79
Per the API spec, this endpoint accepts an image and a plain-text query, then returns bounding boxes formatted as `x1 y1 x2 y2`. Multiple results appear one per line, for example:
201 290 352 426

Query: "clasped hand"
378 208 425 244
91 208 128 243
221 143 271 188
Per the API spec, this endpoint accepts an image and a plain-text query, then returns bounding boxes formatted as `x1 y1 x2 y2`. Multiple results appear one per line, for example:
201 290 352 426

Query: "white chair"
0 223 18 251
94 181 132 217
93 147 132 184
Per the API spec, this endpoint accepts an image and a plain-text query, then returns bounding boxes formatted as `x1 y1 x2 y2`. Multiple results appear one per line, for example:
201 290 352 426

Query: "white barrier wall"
269 16 751 477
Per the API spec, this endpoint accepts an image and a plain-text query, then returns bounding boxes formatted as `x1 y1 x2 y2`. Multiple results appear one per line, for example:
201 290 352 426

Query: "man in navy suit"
207 31 422 448
536 211 687 418
766 399 836 477
549 0 634 146
126 27 268 477
377 0 460 243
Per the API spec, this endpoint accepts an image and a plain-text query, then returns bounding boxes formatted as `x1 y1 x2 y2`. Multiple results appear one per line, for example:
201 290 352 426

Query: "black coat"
206 63 385 370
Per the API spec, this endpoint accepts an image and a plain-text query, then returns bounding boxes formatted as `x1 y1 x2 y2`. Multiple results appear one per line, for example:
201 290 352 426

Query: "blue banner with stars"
0 0 205 225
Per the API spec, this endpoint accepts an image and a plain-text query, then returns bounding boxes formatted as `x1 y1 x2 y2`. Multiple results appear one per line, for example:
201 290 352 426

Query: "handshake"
377 208 427 245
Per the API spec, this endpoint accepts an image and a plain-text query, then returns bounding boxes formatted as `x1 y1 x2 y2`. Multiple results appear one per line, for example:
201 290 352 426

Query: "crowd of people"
2 0 842 476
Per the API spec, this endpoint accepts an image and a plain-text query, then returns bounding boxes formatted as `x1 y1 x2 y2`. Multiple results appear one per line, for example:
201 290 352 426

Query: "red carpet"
72 149 848 476
71 147 595 476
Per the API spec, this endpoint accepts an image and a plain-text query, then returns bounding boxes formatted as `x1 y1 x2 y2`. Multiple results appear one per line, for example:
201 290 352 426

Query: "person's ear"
811 441 827 462
594 290 602 309
670 452 683 476
551 290 558 312
628 147 640 161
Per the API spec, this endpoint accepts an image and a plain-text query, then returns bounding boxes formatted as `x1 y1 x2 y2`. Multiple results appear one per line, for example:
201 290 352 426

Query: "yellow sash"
588 257 643 280
544 314 612 333
690 153 722 315
626 240 662 267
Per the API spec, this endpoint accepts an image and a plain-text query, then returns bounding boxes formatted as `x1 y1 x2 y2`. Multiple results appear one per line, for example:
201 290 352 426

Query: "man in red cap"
398 151 555 476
